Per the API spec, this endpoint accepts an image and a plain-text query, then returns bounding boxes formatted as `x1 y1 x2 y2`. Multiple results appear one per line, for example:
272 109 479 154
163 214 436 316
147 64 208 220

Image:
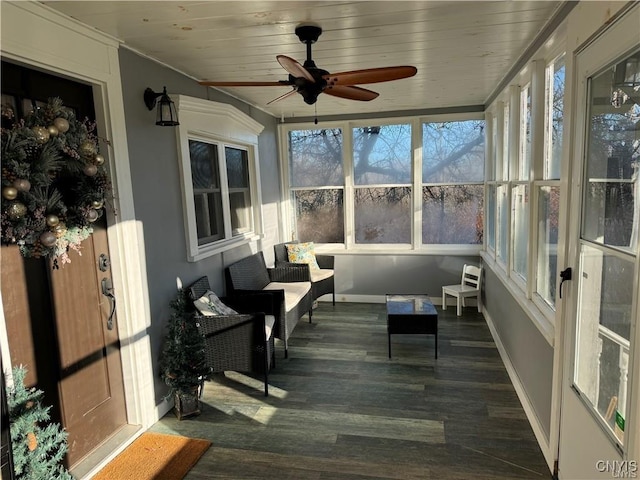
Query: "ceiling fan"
198 24 417 107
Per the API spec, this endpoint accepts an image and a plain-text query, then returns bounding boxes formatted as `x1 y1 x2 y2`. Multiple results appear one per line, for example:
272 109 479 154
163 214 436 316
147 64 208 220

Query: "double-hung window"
176 96 264 261
422 119 485 245
512 83 531 285
281 115 484 251
534 53 565 311
288 128 345 243
496 102 511 266
189 140 252 244
353 123 412 245
483 47 566 339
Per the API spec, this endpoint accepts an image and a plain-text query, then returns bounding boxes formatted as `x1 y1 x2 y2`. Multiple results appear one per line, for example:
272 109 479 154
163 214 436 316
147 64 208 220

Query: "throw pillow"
194 290 238 316
286 242 320 270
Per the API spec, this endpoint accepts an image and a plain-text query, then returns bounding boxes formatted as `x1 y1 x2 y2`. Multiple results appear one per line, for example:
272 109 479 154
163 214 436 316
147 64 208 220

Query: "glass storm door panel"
559 7 640 479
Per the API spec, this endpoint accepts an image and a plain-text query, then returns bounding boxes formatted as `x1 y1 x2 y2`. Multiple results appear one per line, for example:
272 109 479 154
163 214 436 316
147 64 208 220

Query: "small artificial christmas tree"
7 366 73 480
160 288 211 418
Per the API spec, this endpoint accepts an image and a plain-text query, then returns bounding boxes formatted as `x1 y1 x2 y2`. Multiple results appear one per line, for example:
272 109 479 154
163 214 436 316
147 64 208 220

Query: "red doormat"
92 432 211 480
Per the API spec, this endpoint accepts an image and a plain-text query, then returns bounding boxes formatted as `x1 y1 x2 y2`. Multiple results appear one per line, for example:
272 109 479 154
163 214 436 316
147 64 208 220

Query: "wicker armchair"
225 251 313 358
274 242 335 305
186 276 275 396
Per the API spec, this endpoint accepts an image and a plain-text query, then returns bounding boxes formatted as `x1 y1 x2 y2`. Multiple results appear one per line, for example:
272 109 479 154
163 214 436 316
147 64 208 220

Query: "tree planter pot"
174 387 200 420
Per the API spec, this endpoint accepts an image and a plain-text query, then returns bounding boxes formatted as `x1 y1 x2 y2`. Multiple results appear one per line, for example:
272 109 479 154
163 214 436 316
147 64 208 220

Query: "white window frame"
279 113 484 255
175 95 264 261
481 29 567 345
484 110 497 257
531 53 566 318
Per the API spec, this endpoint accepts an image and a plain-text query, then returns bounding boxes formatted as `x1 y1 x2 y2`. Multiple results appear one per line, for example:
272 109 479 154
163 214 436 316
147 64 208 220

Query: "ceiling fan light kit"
199 23 417 109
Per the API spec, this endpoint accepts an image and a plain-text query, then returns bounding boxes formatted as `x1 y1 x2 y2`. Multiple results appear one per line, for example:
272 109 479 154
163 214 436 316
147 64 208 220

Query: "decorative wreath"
1 97 110 266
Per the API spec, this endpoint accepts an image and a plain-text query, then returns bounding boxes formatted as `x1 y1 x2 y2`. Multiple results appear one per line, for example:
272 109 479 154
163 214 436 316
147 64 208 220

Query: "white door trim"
558 3 640 478
0 0 157 437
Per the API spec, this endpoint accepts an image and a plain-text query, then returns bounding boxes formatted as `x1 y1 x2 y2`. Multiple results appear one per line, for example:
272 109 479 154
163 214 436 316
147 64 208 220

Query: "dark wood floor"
151 302 551 479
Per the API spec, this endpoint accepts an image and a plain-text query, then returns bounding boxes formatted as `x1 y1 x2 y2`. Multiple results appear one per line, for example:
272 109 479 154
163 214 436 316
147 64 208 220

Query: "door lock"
559 267 572 299
98 253 110 272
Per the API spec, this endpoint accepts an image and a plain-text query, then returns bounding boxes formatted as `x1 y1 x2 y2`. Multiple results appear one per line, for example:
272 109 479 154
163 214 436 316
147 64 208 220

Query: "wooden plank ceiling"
43 1 563 120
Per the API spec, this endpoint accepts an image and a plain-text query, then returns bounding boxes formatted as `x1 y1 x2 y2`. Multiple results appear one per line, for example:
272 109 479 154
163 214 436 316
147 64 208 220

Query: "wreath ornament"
1 97 110 267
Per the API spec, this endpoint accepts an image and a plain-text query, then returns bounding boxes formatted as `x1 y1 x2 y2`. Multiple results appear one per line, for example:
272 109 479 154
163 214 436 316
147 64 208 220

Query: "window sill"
188 233 262 262
480 251 555 346
314 244 483 256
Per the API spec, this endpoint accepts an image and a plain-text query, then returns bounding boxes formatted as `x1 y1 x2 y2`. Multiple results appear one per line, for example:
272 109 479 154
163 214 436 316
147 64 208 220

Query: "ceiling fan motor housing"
295 24 323 44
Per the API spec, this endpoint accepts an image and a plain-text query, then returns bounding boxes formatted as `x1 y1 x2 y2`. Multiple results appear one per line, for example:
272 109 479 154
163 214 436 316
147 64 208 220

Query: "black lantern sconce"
144 86 179 126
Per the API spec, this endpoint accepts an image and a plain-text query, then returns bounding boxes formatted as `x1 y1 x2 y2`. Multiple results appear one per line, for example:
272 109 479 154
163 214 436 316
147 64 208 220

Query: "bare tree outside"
293 189 344 243
422 120 485 244
289 129 344 242
353 124 412 243
354 187 411 244
287 119 486 245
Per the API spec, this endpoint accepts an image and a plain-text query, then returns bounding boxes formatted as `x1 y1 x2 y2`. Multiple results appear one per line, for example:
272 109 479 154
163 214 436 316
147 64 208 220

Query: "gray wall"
333 254 480 299
483 266 553 439
118 48 280 405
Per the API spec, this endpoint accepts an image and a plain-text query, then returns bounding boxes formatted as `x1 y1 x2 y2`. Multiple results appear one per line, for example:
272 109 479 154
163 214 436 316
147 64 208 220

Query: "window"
536 186 559 307
487 185 496 252
534 53 565 310
176 96 264 261
496 184 509 265
354 124 412 245
511 184 529 280
281 115 484 250
190 140 223 243
422 120 485 244
502 103 510 181
519 84 532 180
482 34 567 342
545 54 565 180
288 128 344 243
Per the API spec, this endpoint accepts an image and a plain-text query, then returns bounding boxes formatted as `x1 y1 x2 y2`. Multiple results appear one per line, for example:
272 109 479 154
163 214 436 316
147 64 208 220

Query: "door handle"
101 278 116 330
559 267 572 299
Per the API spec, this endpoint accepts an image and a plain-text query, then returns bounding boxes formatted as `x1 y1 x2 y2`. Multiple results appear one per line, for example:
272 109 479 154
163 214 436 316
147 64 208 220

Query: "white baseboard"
483 309 554 473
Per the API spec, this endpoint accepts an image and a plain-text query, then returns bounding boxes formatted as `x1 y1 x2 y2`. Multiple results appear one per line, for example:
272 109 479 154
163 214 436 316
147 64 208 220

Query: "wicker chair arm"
194 312 265 337
230 289 284 317
222 293 275 315
268 265 311 282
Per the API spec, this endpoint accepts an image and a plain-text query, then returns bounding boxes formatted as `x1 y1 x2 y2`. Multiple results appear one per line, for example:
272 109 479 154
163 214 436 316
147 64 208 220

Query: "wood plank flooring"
150 302 551 479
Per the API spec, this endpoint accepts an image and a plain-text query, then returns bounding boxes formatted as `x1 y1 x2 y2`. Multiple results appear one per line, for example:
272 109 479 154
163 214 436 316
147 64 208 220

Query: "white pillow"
194 290 238 316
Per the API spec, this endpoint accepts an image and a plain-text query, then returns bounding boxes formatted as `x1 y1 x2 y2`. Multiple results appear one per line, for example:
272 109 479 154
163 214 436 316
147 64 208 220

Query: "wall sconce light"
144 86 179 126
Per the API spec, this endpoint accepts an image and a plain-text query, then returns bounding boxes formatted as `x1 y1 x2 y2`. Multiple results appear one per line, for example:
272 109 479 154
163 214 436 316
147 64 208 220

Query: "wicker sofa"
225 251 313 358
186 275 275 396
274 242 335 305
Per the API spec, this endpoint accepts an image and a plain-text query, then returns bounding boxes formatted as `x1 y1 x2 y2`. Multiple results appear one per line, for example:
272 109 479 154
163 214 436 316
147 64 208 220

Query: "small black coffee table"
386 294 438 359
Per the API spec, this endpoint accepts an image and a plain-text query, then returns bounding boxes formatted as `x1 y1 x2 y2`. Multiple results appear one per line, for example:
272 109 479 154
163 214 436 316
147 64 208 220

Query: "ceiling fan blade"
324 66 417 86
266 89 299 105
276 55 315 83
324 85 379 101
198 80 292 87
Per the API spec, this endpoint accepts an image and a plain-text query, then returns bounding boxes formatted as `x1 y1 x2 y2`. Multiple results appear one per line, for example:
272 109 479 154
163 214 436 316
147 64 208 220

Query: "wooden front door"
1 61 128 468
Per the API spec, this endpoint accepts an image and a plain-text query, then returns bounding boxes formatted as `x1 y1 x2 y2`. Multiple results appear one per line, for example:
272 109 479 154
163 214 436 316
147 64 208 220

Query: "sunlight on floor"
222 371 289 401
